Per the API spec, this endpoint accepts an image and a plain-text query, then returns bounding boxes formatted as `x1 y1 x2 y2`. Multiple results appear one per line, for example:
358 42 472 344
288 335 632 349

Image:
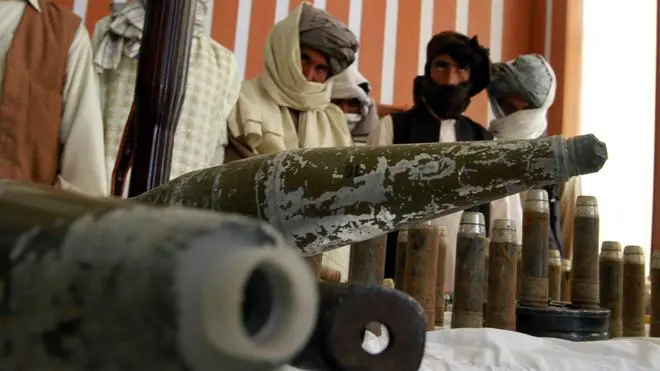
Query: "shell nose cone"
566 134 608 176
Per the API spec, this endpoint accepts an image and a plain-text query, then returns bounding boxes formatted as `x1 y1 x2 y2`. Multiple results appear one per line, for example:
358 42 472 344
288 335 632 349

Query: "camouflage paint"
136 134 608 256
0 183 318 371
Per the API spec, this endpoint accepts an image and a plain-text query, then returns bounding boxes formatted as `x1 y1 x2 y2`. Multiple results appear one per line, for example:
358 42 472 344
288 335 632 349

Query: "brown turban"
298 3 359 77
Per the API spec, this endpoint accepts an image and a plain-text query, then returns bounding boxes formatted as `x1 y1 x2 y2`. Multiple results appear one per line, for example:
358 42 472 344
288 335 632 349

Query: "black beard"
420 79 472 119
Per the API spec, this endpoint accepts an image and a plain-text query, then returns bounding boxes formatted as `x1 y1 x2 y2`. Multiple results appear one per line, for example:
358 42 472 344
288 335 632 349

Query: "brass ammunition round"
650 251 660 337
622 245 646 337
348 235 387 284
434 225 449 327
599 241 623 338
404 220 441 330
516 245 522 300
452 212 488 329
383 278 395 289
571 195 600 308
561 259 572 302
486 219 518 330
548 249 562 302
394 229 409 292
520 189 550 307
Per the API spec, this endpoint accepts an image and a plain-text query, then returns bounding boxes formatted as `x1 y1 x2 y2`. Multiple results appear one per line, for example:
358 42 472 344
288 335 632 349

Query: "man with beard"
486 54 564 256
227 3 358 280
330 64 379 145
367 31 517 293
0 0 107 196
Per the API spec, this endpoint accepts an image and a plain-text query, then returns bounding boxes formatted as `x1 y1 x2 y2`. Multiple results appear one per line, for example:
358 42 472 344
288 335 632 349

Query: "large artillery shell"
452 212 488 328
520 189 550 307
404 220 441 330
134 135 608 256
622 245 646 337
291 282 426 371
548 249 562 301
561 259 572 302
0 182 318 371
571 196 600 308
599 241 623 338
394 229 408 292
434 225 449 326
650 251 660 337
349 235 387 284
486 219 518 330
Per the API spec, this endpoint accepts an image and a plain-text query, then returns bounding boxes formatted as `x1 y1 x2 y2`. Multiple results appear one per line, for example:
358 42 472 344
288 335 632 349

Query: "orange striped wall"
53 0 581 134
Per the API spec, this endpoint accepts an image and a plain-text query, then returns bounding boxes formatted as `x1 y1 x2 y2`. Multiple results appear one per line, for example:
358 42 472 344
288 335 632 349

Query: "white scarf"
488 107 548 141
93 0 209 73
227 3 352 154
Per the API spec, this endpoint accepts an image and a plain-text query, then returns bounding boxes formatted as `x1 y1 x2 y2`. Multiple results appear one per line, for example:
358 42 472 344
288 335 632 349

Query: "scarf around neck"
93 0 209 73
227 2 353 154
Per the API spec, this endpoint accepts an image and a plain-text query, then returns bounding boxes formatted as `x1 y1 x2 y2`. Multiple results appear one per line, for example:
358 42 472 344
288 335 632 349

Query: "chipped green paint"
135 134 608 256
0 182 318 371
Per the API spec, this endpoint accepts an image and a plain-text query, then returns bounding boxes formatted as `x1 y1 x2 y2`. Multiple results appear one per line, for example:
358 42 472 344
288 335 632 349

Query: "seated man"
486 53 564 255
92 0 241 191
0 0 107 196
227 3 358 280
330 64 379 145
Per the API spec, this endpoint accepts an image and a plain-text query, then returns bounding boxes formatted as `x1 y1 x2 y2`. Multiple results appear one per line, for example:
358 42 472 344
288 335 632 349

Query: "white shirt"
0 0 108 196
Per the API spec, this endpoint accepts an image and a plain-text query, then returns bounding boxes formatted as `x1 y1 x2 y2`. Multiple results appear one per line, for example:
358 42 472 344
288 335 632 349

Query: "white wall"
580 0 657 269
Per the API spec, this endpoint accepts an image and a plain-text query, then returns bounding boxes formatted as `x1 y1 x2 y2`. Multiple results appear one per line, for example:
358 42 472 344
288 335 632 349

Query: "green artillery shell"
0 181 318 371
561 259 572 302
486 219 518 330
394 229 408 291
404 220 441 331
650 251 660 337
349 235 387 284
599 241 623 338
622 245 646 337
134 134 608 256
571 196 600 308
434 225 449 327
451 212 488 329
548 249 562 301
520 190 550 307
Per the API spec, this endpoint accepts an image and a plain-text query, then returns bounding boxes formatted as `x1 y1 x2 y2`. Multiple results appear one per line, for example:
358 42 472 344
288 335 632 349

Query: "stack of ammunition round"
349 235 387 284
394 229 409 292
561 259 572 302
434 225 449 327
548 249 562 301
452 212 488 329
404 220 441 330
622 245 646 337
486 219 518 330
571 196 600 309
520 189 550 307
599 241 623 338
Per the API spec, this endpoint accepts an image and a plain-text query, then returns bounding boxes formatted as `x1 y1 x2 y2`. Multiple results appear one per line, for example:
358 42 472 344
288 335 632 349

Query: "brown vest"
0 0 80 184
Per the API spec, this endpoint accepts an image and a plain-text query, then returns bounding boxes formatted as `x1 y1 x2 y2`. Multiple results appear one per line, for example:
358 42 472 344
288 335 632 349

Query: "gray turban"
487 54 555 109
298 3 359 77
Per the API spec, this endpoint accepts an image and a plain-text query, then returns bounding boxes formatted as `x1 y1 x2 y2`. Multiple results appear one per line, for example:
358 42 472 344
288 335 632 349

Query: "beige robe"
226 4 354 280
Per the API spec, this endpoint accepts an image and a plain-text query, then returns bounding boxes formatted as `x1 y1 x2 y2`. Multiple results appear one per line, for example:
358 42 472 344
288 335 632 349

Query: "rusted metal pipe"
291 282 426 371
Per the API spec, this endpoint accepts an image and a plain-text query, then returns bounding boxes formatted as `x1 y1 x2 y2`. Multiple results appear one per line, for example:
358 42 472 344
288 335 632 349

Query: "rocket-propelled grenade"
135 134 608 256
0 181 318 371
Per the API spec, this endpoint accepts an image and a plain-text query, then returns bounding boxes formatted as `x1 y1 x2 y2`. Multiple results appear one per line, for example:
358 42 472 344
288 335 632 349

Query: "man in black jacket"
367 31 515 292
